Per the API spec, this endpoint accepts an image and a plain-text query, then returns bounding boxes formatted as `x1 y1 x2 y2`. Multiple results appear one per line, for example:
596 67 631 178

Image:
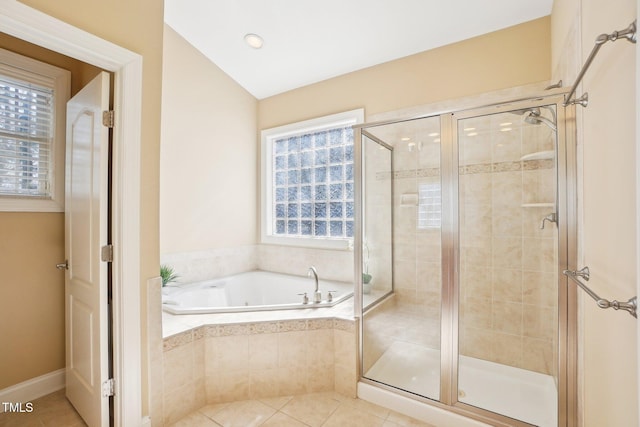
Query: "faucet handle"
540 212 557 229
327 291 336 302
297 293 309 304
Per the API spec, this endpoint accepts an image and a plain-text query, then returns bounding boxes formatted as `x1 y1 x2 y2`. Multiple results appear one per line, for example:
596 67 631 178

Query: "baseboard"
0 369 65 413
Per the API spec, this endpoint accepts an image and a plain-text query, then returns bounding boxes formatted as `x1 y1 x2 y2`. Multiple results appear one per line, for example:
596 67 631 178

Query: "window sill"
0 197 64 213
261 234 353 251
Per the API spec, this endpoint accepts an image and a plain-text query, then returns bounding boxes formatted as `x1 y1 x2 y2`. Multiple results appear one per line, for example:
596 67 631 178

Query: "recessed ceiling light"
500 127 512 132
244 33 264 49
401 137 411 141
433 138 441 143
464 127 476 132
500 122 512 126
467 132 478 136
428 132 439 137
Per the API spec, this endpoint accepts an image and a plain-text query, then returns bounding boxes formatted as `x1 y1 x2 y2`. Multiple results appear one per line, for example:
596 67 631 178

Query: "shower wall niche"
357 94 570 427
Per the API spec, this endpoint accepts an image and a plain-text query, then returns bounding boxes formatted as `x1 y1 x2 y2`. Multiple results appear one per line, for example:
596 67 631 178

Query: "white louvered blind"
0 74 54 198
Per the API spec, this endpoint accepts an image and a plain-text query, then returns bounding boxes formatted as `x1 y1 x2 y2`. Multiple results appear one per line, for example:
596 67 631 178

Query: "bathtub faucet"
308 266 322 303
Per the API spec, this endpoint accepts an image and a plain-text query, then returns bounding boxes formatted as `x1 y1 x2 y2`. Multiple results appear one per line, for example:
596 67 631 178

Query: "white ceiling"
164 0 553 100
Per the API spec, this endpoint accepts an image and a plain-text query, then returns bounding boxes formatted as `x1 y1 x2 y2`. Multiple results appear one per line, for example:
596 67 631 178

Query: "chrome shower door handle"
56 260 69 270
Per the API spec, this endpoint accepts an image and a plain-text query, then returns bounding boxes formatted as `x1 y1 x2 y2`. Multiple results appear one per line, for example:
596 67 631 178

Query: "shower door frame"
354 90 578 427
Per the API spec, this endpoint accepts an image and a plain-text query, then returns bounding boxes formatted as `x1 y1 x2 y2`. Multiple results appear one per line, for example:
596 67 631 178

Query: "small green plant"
362 273 372 284
160 264 179 287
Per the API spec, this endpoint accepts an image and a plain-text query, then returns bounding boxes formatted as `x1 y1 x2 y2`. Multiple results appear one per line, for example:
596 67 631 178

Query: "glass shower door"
360 116 442 401
456 104 559 426
357 95 570 427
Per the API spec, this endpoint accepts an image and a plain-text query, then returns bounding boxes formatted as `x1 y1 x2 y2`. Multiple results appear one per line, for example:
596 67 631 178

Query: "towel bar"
563 267 637 318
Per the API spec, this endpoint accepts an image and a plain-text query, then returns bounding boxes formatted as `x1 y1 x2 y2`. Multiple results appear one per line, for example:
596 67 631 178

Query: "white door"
64 71 111 427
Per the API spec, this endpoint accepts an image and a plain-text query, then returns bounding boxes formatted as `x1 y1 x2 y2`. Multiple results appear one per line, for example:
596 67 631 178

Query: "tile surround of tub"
147 276 165 427
257 244 353 283
161 244 353 286
161 246 258 284
161 318 357 425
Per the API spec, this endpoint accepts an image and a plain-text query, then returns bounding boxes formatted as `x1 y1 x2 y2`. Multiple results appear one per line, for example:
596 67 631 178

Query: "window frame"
0 48 70 212
261 108 364 249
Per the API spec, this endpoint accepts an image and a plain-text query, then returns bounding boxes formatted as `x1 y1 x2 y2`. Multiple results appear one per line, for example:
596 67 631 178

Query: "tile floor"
0 389 434 427
171 392 436 427
0 389 86 427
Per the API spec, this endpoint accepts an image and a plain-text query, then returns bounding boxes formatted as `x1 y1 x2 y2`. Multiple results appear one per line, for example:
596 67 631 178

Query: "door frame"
0 1 143 425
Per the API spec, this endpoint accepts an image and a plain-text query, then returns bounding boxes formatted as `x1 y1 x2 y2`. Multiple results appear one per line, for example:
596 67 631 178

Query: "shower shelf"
521 203 555 208
520 150 554 161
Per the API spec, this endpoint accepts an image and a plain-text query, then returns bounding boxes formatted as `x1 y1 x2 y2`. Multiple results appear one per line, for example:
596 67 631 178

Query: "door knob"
56 260 69 270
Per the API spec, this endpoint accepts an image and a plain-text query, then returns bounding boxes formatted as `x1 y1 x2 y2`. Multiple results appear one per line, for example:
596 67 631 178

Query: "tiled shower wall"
458 113 558 375
364 110 558 376
363 141 393 294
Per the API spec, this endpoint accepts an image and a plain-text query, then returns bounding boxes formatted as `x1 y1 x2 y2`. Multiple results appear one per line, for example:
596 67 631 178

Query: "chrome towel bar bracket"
563 267 637 318
564 19 637 107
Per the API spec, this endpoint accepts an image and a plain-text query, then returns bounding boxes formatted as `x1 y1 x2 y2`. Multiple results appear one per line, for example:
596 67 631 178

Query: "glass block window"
272 126 354 238
262 109 363 247
418 182 441 229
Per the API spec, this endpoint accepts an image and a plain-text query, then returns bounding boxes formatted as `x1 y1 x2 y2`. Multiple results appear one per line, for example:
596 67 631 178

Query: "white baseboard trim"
0 369 65 413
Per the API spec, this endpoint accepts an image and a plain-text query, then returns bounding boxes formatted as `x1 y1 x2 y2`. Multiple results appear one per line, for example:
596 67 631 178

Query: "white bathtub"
162 270 354 314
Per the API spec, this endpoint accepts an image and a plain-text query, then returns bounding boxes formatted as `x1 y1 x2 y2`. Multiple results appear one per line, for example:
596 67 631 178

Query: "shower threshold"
365 341 557 427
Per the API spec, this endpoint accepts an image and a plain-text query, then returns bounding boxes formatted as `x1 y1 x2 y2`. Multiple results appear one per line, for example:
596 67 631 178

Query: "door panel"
360 116 443 402
455 105 559 426
65 71 110 427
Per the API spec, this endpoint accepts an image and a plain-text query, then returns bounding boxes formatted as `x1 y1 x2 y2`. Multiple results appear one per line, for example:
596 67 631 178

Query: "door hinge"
102 110 114 128
102 378 115 397
101 244 114 262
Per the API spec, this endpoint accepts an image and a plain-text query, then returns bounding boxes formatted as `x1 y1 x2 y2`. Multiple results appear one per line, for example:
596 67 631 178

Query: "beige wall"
0 214 64 389
159 18 550 257
0 34 101 390
16 0 165 285
18 0 164 416
0 32 102 94
552 1 638 426
258 17 550 130
160 25 258 254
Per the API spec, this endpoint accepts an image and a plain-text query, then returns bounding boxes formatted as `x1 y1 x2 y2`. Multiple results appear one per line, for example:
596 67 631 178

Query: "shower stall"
354 93 576 427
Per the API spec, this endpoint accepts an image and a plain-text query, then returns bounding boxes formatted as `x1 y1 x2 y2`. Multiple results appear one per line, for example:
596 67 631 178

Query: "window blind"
0 75 54 198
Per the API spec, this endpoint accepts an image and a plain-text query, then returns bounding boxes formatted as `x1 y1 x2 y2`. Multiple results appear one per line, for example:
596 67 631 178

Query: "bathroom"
157 1 638 426
0 0 636 426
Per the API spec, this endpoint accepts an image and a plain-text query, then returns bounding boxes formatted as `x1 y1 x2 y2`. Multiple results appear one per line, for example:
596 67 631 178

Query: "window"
0 48 70 212
261 109 364 249
418 182 441 229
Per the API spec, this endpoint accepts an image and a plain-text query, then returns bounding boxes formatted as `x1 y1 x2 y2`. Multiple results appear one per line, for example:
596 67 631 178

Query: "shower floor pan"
365 341 557 427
